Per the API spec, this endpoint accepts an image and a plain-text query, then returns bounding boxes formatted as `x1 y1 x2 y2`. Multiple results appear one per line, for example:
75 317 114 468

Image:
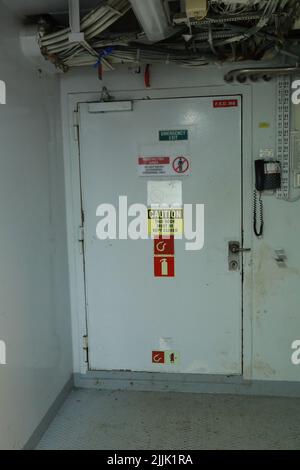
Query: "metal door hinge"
83 335 89 363
73 110 79 141
78 226 84 242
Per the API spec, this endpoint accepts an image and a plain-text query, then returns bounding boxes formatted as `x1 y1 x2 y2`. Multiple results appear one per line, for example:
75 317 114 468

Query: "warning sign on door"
172 156 189 174
148 208 183 237
154 256 175 278
154 236 175 256
152 351 165 364
138 156 190 177
165 351 180 365
152 351 180 365
213 99 238 108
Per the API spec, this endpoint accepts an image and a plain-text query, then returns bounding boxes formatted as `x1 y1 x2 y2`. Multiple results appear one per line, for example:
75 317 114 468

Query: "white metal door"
78 96 242 375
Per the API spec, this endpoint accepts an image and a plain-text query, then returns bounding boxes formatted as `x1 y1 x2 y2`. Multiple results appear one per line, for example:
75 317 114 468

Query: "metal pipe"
224 66 300 83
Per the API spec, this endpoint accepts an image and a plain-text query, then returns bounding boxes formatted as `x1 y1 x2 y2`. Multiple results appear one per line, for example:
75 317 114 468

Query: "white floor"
37 389 300 450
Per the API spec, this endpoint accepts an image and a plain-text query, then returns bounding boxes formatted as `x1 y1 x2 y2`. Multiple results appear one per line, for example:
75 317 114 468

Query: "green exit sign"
159 130 188 141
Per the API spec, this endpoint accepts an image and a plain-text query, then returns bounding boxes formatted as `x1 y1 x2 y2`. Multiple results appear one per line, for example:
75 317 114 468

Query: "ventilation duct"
129 0 173 43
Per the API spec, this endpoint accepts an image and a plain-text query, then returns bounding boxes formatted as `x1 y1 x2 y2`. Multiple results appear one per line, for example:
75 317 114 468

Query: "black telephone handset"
255 159 266 192
253 159 281 237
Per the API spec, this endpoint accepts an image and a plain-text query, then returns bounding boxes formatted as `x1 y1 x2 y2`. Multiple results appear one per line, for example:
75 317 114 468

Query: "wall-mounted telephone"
253 159 281 237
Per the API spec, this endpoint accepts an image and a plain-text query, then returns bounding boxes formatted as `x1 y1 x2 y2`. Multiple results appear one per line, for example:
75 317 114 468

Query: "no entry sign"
138 156 191 177
172 156 189 174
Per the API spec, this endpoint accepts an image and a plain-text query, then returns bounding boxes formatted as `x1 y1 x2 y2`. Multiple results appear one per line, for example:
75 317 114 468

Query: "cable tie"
93 47 114 68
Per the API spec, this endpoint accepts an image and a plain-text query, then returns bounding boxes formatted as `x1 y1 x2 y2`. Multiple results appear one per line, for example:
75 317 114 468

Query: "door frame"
63 85 253 380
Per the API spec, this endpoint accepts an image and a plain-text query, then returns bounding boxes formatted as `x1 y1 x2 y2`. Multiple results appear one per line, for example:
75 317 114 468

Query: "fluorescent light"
129 0 173 43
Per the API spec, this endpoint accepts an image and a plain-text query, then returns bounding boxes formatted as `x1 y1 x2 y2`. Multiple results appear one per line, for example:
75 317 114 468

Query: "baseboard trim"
23 376 74 450
74 372 300 398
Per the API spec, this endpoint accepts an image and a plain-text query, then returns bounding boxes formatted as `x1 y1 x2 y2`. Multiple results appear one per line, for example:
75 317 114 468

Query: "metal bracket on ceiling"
68 0 85 43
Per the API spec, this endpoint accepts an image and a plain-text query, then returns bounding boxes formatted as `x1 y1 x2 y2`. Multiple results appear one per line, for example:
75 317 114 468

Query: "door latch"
228 241 251 271
230 243 251 254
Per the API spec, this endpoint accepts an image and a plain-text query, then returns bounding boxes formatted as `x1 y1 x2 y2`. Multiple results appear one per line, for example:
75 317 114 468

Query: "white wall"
0 2 72 449
251 83 300 381
61 62 300 383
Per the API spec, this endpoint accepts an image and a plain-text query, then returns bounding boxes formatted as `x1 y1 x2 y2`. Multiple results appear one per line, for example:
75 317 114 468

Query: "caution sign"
148 208 183 237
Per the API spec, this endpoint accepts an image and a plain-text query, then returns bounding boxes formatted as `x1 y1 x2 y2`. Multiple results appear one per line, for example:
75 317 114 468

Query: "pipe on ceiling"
129 0 174 43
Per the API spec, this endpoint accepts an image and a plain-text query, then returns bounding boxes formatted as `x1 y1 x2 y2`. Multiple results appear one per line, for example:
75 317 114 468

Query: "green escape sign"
159 130 188 141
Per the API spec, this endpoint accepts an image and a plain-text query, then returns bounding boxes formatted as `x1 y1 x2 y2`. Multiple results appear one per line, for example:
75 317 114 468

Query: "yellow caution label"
148 208 183 236
259 122 270 129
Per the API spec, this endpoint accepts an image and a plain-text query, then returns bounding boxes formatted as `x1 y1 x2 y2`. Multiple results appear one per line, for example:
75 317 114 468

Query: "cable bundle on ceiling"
39 0 131 71
38 0 300 72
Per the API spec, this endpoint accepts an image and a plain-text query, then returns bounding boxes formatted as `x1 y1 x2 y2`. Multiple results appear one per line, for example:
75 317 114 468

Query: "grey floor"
37 389 300 450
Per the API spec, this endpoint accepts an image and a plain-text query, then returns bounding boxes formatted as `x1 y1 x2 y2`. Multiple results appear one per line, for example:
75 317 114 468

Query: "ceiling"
2 0 103 17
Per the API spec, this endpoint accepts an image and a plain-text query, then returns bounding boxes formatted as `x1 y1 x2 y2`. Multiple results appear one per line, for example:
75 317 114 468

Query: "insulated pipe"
129 0 174 43
224 66 300 83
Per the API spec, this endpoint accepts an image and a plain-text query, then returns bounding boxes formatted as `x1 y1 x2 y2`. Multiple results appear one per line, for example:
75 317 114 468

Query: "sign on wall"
138 156 190 177
159 130 188 141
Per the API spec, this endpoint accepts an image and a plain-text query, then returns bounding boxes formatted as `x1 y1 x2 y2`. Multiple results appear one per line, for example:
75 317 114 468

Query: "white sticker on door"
147 180 182 207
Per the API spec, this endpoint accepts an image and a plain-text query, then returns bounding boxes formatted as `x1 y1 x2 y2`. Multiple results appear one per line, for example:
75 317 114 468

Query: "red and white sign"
152 350 180 365
154 236 175 256
138 156 190 177
154 256 175 278
152 351 165 364
138 157 169 166
213 99 238 108
172 156 189 174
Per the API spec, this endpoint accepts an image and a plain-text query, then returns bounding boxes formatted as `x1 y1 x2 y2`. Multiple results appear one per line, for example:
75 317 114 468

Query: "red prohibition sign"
173 156 189 174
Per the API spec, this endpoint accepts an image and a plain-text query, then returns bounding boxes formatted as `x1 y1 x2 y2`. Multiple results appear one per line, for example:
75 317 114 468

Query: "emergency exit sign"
159 130 188 141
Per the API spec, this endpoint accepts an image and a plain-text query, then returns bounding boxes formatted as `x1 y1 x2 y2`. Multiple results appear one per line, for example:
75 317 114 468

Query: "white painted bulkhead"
61 64 300 384
0 1 72 450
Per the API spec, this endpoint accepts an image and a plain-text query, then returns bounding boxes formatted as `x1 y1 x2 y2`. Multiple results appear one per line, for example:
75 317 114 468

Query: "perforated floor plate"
37 389 300 450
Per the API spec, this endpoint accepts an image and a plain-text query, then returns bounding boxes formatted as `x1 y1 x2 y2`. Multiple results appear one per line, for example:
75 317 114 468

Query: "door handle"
228 242 251 271
230 244 251 254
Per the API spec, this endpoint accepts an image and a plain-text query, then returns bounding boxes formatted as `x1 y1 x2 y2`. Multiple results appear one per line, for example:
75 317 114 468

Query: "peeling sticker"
147 181 182 207
159 337 173 350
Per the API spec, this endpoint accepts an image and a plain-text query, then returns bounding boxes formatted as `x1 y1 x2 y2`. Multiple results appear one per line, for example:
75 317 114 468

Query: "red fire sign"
138 157 170 165
154 256 175 278
154 236 175 256
213 99 238 108
152 351 165 364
